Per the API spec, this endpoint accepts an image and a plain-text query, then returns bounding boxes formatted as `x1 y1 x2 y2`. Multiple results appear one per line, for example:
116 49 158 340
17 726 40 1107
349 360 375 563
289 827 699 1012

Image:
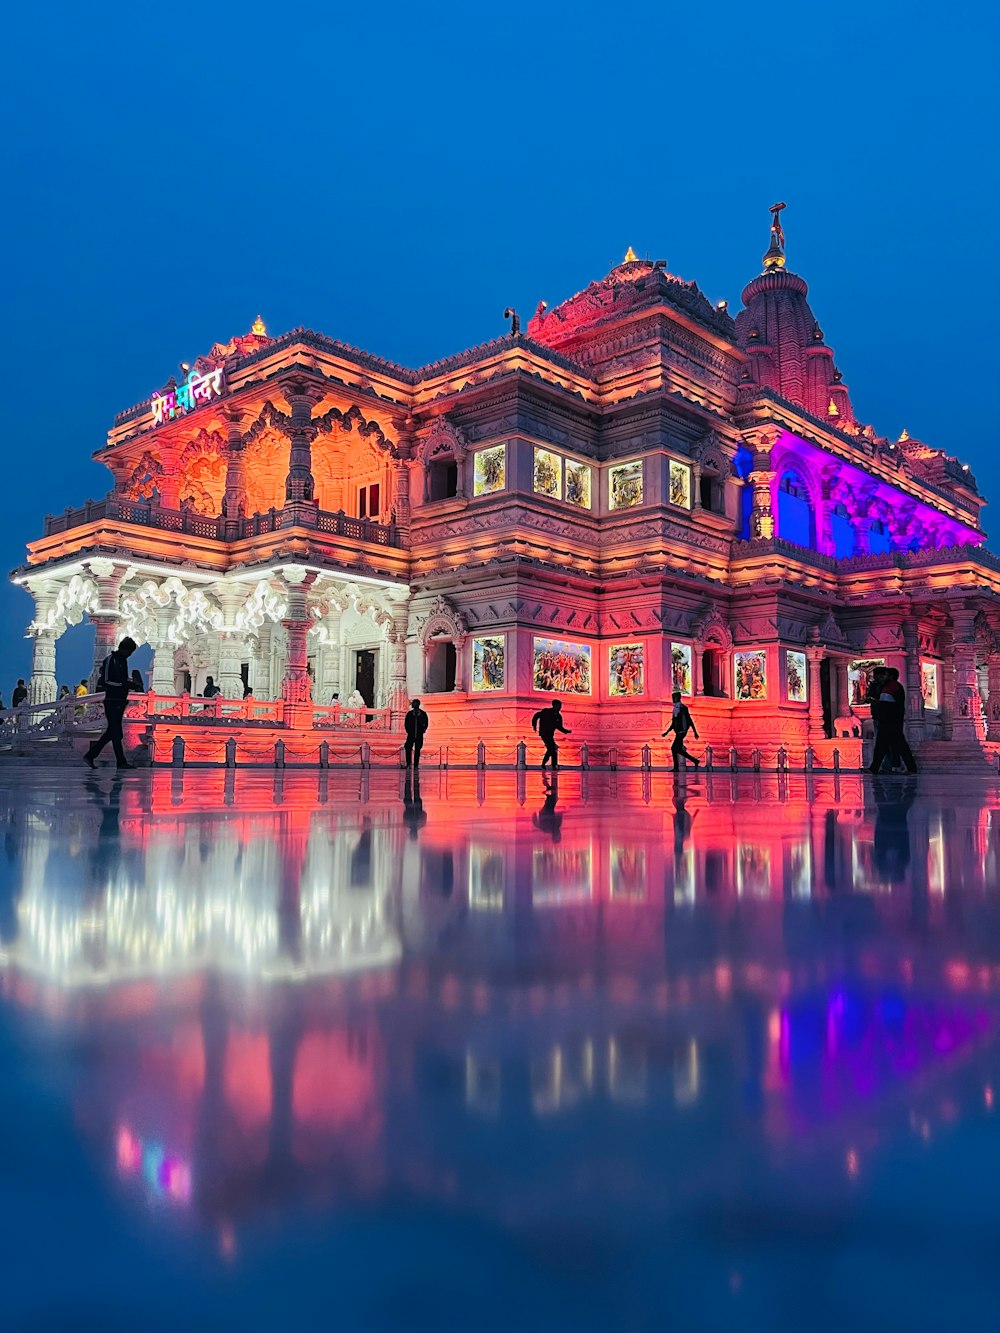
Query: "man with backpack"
662 690 701 771
84 636 138 769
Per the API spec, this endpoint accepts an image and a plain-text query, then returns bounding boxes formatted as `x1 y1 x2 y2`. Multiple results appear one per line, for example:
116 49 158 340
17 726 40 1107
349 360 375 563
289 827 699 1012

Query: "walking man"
404 698 429 769
531 698 571 769
663 690 701 770
84 636 137 770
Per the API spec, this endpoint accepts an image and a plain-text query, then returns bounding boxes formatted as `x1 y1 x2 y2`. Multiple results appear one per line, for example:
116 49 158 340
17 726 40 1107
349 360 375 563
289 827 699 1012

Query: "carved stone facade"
13 217 1000 762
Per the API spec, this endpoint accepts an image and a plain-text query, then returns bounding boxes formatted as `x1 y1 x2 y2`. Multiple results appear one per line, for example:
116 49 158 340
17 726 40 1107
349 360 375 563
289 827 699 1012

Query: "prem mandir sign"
150 366 224 426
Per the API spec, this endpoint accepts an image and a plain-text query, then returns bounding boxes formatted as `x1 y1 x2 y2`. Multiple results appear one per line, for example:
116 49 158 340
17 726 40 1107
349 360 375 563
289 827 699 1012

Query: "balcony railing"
42 497 402 547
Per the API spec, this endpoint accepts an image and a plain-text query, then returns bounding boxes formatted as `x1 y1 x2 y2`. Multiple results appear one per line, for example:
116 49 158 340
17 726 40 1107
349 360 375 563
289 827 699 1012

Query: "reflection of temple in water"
2 770 1000 1235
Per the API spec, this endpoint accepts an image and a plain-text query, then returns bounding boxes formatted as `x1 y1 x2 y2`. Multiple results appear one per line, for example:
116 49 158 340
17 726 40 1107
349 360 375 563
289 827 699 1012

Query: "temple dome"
735 205 854 425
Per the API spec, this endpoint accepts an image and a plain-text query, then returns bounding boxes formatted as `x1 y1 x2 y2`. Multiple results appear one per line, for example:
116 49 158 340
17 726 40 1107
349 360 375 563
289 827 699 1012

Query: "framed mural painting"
608 643 644 697
532 637 592 694
565 459 592 509
848 658 885 706
785 649 807 703
609 460 643 510
473 445 505 496
670 643 693 695
921 661 939 710
533 448 561 499
669 460 692 509
471 635 505 692
734 649 767 701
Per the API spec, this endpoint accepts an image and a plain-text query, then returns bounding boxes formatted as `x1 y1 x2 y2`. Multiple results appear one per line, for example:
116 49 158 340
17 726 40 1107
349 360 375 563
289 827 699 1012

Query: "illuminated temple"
13 207 1000 765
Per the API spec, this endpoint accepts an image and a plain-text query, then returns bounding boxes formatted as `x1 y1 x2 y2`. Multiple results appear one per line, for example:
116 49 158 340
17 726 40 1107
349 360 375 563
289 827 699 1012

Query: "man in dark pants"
531 698 571 769
662 691 701 770
84 636 137 770
869 667 917 774
404 698 429 769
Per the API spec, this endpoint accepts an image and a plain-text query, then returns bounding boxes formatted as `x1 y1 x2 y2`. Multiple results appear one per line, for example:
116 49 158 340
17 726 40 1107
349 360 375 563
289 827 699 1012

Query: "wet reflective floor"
3 766 1000 1330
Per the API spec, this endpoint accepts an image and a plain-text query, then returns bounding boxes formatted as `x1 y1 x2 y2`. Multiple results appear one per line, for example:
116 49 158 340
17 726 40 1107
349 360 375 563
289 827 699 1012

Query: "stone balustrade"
42 497 402 547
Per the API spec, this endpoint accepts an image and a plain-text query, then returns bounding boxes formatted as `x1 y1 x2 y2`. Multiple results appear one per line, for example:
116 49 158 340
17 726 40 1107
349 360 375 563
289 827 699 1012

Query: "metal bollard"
225 736 237 768
171 735 185 768
833 747 841 773
516 739 527 769
319 740 329 769
361 740 371 769
476 740 486 769
730 747 739 772
580 741 590 770
777 745 787 772
610 745 618 771
705 744 714 771
805 746 815 771
274 739 285 769
641 743 652 770
752 748 761 772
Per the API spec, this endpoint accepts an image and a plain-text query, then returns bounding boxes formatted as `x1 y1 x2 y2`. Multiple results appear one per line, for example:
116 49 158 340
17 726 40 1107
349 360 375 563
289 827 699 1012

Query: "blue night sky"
1 0 997 692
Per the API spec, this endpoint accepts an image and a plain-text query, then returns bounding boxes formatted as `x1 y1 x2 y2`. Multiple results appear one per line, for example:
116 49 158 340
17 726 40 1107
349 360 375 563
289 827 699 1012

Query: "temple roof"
526 248 736 349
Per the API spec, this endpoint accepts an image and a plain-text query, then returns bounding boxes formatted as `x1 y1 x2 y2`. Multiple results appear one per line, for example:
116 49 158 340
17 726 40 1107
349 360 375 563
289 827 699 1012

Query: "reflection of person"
672 793 696 857
532 775 563 842
872 777 916 882
85 636 137 770
402 771 427 839
662 691 700 770
532 699 571 769
404 698 429 769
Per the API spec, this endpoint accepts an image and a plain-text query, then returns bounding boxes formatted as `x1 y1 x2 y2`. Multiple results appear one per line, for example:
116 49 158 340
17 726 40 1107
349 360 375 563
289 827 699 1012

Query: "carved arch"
419 594 468 649
314 403 398 457
421 419 467 465
121 450 164 500
691 605 733 651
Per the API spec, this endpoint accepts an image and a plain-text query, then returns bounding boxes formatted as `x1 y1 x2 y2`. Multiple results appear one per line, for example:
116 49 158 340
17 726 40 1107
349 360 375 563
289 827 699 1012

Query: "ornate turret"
736 204 854 425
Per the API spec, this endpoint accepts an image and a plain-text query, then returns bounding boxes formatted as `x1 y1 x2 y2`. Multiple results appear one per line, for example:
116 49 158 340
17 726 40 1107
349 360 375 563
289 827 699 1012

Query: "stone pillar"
282 381 322 505
28 630 58 705
319 613 342 703
394 457 412 530
221 407 247 531
806 646 825 742
987 653 1000 740
87 560 125 690
949 606 981 741
214 587 249 700
159 467 181 511
256 623 274 700
387 596 410 716
748 456 775 540
691 639 705 696
901 617 924 740
150 607 176 694
280 567 318 723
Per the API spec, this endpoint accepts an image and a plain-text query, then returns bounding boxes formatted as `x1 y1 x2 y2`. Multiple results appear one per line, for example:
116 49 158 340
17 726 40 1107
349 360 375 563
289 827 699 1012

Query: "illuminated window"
777 470 813 548
358 483 380 519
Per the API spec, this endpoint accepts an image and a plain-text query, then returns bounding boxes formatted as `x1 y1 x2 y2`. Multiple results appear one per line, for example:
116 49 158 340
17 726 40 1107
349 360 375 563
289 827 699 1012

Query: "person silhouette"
85 636 137 770
662 691 700 770
531 699 571 769
404 698 429 769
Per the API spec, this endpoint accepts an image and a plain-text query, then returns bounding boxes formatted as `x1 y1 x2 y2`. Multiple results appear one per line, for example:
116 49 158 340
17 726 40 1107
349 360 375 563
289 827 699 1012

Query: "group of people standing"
865 666 918 774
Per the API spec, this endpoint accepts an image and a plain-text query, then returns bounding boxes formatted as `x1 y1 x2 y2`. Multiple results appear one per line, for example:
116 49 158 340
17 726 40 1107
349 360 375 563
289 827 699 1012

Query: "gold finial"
623 245 639 263
762 202 787 271
898 427 910 442
251 314 266 336
827 397 840 417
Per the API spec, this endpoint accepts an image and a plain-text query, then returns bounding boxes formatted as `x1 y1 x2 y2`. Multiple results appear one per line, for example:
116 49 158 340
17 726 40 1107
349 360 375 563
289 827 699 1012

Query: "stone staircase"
914 739 1000 773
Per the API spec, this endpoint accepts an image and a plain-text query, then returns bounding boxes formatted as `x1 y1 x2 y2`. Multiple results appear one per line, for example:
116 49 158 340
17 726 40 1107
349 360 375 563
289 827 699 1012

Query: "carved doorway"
355 650 376 707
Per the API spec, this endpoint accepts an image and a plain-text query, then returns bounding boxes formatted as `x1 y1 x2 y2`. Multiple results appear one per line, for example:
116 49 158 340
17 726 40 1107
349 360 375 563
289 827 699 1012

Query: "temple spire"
623 245 639 263
762 202 787 271
252 314 267 336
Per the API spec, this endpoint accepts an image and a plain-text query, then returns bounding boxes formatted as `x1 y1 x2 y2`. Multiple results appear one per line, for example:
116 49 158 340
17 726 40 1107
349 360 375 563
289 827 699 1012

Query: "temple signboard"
150 366 224 426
